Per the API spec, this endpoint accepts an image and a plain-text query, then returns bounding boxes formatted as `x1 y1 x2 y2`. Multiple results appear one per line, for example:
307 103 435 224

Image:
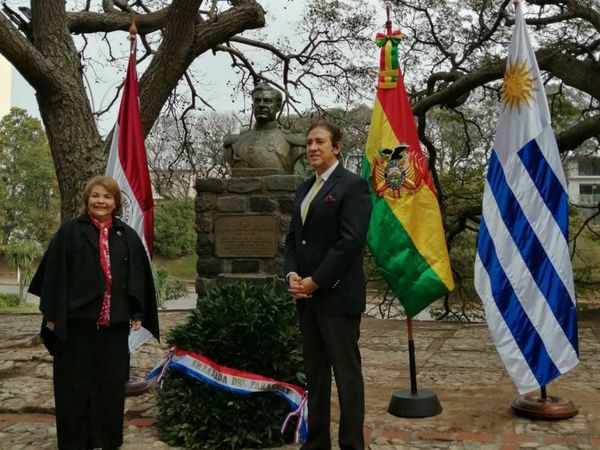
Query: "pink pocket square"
324 195 336 203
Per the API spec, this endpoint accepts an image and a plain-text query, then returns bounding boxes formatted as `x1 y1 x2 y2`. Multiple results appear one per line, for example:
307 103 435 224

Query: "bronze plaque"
214 215 279 257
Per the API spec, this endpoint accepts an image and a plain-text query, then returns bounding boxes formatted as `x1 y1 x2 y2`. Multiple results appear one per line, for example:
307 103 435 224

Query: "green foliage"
152 266 187 309
156 282 304 450
154 199 196 258
153 255 196 280
0 108 60 247
0 293 19 308
2 238 43 304
569 210 600 305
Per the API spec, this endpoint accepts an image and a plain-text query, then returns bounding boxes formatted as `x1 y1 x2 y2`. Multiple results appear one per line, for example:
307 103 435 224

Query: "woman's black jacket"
29 214 159 352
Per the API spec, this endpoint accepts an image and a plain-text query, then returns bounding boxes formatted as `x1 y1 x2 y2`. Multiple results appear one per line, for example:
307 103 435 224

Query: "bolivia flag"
361 30 454 317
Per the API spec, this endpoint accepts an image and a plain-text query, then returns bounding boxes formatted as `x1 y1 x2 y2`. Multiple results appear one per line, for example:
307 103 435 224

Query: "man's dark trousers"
299 301 364 450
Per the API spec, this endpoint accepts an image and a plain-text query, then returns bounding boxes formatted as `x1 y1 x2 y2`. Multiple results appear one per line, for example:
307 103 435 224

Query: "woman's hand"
131 320 142 331
46 321 55 331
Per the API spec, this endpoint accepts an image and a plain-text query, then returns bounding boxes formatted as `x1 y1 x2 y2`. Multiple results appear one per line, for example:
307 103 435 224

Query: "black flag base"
125 378 151 397
511 392 578 420
387 388 442 418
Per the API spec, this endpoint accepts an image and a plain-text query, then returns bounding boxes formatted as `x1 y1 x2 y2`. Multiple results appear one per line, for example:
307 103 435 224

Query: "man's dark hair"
307 119 343 148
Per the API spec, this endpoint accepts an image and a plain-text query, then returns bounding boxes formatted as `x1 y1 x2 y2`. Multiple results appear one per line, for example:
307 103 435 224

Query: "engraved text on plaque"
214 215 279 257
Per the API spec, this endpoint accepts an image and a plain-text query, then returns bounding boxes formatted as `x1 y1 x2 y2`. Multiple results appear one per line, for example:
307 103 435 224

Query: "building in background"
0 54 12 118
567 154 600 224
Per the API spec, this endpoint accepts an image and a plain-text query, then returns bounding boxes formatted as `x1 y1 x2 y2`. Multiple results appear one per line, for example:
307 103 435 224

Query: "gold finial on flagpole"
129 16 138 39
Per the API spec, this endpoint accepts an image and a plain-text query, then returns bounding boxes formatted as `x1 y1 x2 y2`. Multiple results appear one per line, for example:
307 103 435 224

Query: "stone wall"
195 174 303 295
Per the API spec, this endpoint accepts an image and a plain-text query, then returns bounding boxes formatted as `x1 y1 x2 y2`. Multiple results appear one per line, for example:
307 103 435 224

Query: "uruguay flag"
106 36 154 258
474 0 578 394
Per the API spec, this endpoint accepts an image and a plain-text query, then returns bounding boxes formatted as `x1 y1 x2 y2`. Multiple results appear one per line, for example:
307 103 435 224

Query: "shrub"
152 267 187 309
0 293 20 308
154 199 196 258
156 282 304 449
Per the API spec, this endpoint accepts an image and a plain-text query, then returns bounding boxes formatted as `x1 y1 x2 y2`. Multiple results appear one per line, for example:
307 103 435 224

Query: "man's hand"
288 275 318 299
46 321 55 331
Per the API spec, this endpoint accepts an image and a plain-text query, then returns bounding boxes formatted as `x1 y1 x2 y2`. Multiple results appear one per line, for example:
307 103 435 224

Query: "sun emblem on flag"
371 144 424 198
502 58 536 113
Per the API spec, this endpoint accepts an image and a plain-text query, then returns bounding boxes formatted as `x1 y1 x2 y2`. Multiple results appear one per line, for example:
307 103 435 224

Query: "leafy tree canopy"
0 107 60 246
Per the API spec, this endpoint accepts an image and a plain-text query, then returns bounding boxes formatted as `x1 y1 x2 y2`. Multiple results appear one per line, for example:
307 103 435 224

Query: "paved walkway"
0 309 598 450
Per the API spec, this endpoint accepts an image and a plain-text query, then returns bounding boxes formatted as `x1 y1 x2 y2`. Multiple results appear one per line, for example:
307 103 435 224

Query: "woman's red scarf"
88 213 113 327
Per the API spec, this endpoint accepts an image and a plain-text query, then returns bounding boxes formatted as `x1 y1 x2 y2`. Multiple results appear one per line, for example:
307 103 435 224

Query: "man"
223 83 305 174
284 120 372 450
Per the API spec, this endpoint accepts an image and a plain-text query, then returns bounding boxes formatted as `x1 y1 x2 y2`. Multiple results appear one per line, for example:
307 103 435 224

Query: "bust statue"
223 83 306 175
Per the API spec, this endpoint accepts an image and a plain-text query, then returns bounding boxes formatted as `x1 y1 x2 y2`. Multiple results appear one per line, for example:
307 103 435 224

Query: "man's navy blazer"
284 163 372 314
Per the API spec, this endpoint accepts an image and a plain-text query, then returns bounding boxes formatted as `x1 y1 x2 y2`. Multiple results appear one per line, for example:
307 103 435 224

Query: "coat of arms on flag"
370 143 426 198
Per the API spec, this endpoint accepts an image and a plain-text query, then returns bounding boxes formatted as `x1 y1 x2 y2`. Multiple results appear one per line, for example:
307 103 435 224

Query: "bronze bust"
223 83 305 175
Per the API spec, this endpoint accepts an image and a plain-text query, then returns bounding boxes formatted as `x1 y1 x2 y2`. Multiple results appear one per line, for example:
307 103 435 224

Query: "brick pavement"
0 309 598 449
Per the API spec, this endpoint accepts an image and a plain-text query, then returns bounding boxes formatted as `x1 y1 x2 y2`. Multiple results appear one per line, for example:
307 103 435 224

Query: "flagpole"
121 15 152 398
406 316 417 394
129 16 137 54
385 3 392 35
387 314 442 418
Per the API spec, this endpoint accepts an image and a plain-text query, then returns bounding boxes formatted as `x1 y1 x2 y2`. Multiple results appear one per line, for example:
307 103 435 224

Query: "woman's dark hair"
81 175 123 216
307 119 343 149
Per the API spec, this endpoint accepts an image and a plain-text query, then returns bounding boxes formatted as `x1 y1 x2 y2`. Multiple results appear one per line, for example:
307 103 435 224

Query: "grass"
572 229 600 306
0 302 40 314
153 254 196 281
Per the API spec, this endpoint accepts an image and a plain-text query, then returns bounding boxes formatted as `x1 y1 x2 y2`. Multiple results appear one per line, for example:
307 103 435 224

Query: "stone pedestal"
195 175 303 296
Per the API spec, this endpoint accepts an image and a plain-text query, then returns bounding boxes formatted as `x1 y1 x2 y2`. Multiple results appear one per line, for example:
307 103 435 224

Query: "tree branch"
134 0 265 138
525 0 600 31
537 48 600 100
556 114 600 153
189 1 266 59
66 6 170 34
0 7 59 92
412 62 505 115
134 0 202 139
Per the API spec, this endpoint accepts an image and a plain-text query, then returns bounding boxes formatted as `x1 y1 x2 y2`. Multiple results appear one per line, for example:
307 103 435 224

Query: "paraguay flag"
106 36 154 258
361 29 454 317
474 0 578 394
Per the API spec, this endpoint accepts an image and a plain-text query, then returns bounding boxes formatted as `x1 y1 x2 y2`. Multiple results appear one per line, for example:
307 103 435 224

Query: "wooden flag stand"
511 385 578 420
387 316 442 418
125 377 151 397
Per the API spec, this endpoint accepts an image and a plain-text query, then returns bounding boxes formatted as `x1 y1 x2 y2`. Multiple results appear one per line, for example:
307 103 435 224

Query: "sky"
8 0 384 134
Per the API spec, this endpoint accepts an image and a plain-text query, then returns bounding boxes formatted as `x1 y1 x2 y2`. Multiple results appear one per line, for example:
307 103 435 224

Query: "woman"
29 175 159 450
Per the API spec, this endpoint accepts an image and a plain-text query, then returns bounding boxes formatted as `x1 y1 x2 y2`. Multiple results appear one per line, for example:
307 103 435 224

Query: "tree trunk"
38 94 104 222
19 283 25 306
32 0 103 221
